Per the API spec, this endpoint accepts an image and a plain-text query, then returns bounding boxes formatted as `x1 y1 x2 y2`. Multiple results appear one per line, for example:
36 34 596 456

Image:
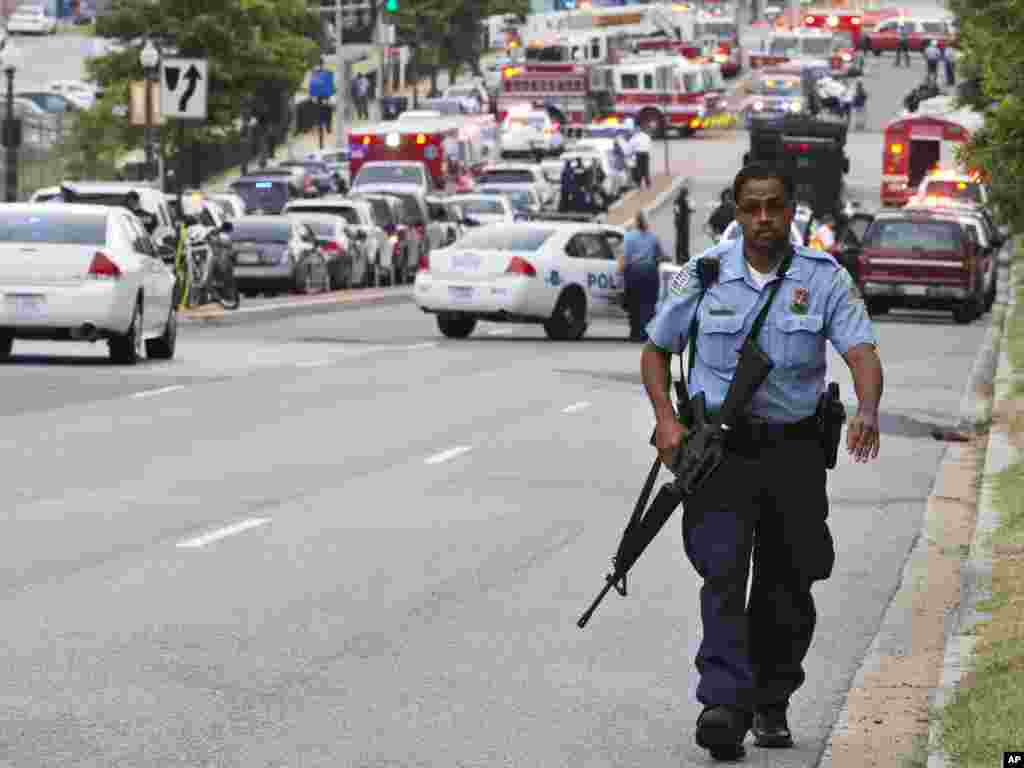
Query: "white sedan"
0 204 178 363
452 194 518 226
7 7 57 34
414 220 683 340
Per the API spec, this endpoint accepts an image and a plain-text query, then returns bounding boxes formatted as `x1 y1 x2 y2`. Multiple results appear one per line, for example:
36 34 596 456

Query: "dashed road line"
176 518 272 549
402 342 440 350
131 385 186 399
562 401 592 414
296 359 331 368
424 445 473 465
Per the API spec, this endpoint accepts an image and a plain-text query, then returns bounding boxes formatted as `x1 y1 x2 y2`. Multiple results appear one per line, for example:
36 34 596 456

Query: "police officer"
623 210 665 342
673 185 694 264
641 162 883 759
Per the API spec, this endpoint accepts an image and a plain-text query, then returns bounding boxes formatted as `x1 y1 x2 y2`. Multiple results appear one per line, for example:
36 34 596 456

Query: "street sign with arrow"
160 58 208 120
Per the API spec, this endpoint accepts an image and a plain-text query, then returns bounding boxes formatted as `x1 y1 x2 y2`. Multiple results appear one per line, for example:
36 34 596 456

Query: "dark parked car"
350 192 423 284
277 160 338 196
230 215 326 295
229 175 300 215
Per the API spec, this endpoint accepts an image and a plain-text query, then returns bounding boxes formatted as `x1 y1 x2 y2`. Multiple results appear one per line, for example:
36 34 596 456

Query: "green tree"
948 0 1024 231
389 0 527 102
83 0 319 162
62 82 138 180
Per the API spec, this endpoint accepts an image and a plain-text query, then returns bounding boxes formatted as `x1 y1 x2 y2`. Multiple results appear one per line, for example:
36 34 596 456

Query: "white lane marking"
296 359 331 368
562 401 592 414
403 342 439 350
176 517 272 549
424 445 473 465
132 385 185 399
486 329 506 336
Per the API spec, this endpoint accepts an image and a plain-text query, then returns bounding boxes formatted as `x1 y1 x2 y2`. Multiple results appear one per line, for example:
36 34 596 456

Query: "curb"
182 175 686 328
816 259 1010 767
178 288 413 327
926 248 1020 768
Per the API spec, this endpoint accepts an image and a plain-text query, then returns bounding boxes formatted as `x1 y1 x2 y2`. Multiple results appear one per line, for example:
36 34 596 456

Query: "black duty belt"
727 415 820 444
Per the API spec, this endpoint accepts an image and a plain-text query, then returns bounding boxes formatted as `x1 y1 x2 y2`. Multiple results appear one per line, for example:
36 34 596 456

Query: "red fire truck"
801 9 865 47
880 97 984 207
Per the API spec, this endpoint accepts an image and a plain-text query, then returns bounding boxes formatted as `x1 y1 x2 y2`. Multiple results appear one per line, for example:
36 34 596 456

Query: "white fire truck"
523 4 696 46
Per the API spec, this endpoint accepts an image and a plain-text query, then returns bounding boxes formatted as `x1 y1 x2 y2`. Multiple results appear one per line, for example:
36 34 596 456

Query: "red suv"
845 209 986 324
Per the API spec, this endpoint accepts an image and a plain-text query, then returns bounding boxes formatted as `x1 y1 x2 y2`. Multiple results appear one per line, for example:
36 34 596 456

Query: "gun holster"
816 382 846 470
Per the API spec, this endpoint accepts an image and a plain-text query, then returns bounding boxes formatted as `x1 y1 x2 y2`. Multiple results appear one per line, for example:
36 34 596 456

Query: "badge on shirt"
669 269 692 296
791 287 810 315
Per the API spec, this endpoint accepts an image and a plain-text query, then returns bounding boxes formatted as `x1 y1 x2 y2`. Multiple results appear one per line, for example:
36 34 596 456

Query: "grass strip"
939 264 1024 765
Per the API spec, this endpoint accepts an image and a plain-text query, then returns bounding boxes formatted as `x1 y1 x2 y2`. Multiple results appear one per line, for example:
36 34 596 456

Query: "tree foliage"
389 0 528 95
85 0 319 157
948 0 1024 231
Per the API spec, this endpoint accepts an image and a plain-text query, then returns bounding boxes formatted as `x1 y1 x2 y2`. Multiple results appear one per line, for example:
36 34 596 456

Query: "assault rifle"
577 336 776 629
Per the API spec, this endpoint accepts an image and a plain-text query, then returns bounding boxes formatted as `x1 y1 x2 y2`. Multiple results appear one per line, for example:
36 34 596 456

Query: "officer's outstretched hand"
846 408 880 463
655 417 688 469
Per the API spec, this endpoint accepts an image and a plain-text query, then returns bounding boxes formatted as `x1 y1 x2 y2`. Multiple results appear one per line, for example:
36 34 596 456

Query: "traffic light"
385 0 398 11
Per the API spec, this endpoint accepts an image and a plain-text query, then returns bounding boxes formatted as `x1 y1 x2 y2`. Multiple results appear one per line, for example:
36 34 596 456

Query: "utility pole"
335 0 345 150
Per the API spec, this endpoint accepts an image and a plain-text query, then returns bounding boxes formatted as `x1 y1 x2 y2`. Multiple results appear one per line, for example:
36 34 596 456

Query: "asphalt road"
0 6 991 766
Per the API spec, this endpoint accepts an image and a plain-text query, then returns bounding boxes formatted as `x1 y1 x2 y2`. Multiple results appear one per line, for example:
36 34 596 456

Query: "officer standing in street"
640 162 884 760
623 210 665 342
673 185 695 264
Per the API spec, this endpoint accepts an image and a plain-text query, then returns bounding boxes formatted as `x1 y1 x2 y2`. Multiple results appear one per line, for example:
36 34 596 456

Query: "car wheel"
953 302 976 324
437 312 477 339
109 299 144 364
544 289 587 341
145 305 178 360
0 333 12 361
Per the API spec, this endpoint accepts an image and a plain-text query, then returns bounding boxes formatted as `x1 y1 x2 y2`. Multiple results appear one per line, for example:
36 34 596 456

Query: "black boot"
696 706 752 761
753 703 794 748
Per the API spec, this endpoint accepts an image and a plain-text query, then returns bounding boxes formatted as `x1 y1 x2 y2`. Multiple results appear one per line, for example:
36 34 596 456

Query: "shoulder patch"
670 269 693 295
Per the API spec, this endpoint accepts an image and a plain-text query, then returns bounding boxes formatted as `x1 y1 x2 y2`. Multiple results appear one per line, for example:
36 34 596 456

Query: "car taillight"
785 142 810 152
506 256 536 277
321 240 341 253
551 121 560 132
87 251 121 279
415 224 425 238
418 251 430 271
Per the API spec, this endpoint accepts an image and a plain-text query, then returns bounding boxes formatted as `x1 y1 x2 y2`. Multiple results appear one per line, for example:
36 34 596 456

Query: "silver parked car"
230 216 325 296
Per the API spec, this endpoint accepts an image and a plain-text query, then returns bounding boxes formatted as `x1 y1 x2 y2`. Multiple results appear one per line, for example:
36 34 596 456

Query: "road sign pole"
335 2 345 150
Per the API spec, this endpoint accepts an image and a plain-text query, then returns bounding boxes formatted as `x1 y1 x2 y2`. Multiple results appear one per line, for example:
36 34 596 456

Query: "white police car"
414 217 684 340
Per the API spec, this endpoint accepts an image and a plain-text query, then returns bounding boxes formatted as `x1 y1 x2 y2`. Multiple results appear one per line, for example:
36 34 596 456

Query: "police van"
414 215 683 340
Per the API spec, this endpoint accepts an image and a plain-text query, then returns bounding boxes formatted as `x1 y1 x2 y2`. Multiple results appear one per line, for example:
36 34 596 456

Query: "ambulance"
880 96 984 207
349 116 497 191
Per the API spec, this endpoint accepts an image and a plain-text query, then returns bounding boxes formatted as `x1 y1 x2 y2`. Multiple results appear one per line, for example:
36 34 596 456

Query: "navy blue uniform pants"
682 433 835 711
624 260 660 341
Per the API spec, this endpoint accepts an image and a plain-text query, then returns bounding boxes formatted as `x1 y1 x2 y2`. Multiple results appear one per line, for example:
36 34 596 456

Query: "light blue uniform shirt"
646 237 877 422
623 229 663 268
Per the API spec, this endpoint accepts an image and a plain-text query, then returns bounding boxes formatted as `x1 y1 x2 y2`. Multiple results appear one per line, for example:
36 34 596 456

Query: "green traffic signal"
385 0 397 11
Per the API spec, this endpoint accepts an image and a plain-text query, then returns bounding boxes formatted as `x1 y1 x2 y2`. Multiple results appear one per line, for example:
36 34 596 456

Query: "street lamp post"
140 40 160 183
1 40 22 202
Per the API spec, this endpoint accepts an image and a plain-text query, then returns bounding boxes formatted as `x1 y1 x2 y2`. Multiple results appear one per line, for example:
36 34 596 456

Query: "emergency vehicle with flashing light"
749 29 839 70
880 96 984 207
413 218 687 341
694 13 743 77
909 168 989 210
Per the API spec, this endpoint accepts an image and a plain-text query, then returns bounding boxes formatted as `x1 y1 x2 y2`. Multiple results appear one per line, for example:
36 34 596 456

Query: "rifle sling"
686 249 794 376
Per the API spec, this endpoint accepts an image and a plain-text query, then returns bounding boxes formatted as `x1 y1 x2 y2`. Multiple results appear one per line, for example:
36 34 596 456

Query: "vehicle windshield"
455 226 555 251
833 31 855 47
921 21 947 34
458 198 506 215
287 206 360 226
446 86 477 98
864 219 961 250
525 45 569 63
480 170 535 184
923 180 982 205
504 115 548 131
354 164 426 186
291 218 337 238
769 36 799 54
801 38 833 55
0 210 106 244
481 189 533 211
282 161 330 174
230 180 289 213
695 21 737 39
231 220 291 244
756 77 802 96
